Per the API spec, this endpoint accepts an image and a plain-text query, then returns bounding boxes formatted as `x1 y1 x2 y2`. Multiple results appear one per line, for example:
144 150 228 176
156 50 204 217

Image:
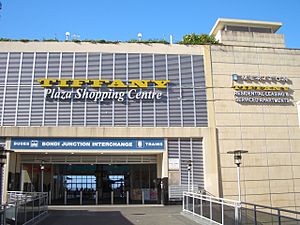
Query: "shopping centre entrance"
18 154 161 205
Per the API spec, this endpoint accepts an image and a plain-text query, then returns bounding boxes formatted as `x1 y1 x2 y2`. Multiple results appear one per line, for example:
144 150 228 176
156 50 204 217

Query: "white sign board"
169 158 180 170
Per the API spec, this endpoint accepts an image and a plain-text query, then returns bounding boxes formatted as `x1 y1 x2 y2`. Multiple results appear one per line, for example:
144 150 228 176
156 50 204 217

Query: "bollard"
126 191 129 205
64 190 67 205
111 191 114 205
80 191 82 205
49 191 52 205
142 190 145 204
95 191 98 205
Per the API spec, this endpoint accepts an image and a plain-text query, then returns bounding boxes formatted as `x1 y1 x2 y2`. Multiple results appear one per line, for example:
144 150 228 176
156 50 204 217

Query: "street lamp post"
40 160 45 193
227 150 248 202
187 160 193 192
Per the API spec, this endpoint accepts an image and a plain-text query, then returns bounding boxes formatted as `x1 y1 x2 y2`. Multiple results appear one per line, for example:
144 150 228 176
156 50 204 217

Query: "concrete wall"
210 44 300 210
216 30 286 48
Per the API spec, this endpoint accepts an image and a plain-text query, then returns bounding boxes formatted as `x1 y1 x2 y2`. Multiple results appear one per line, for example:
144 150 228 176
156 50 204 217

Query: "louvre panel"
0 52 207 127
168 138 204 200
21 154 157 164
31 53 47 126
44 53 60 126
3 53 21 126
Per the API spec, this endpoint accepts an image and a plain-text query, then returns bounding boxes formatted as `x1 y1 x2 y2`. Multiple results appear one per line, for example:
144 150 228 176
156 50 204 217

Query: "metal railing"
183 192 300 225
0 191 48 225
241 202 300 225
183 191 241 225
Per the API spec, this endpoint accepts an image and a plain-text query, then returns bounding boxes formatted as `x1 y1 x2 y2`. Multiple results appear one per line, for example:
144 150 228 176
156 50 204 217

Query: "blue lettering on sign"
10 138 164 150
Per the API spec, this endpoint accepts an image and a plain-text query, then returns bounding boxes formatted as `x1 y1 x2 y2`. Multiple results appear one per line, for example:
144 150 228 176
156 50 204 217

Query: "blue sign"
10 138 164 150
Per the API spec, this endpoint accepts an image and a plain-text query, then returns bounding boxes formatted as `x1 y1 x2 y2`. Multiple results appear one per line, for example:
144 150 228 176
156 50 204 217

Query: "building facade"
0 18 299 209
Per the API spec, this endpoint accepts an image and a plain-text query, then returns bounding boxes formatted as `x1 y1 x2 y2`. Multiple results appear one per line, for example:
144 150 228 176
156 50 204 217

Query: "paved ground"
39 205 200 225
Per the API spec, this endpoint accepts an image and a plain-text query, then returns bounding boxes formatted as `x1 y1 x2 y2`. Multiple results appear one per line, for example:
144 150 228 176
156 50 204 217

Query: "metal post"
142 190 145 204
210 196 212 220
111 191 113 205
200 197 203 216
0 165 3 205
237 165 241 202
187 170 190 192
182 193 185 210
41 168 44 193
221 200 224 224
15 201 18 225
254 205 257 225
48 191 51 205
278 209 281 225
126 191 129 205
80 191 82 205
95 191 98 205
235 203 239 225
192 193 195 214
64 190 67 205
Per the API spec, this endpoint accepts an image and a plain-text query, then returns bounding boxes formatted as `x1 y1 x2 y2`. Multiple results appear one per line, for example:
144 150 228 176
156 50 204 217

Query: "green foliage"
178 33 219 45
42 38 59 42
72 39 81 43
127 39 169 44
81 39 120 44
19 39 30 42
0 38 14 42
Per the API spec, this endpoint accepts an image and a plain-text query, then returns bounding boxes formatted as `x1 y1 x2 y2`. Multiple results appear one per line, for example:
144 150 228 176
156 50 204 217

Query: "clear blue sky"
0 0 299 48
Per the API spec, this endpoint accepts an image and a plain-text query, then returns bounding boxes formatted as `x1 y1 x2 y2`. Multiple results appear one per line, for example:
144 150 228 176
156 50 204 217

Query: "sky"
0 0 299 48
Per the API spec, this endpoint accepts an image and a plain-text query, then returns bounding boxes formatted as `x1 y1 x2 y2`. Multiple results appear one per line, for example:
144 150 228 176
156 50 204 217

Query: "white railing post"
80 191 82 205
183 192 185 211
64 190 67 205
192 193 195 214
142 190 145 204
222 199 224 225
95 191 98 205
200 196 203 216
210 196 212 220
111 191 114 205
126 191 129 205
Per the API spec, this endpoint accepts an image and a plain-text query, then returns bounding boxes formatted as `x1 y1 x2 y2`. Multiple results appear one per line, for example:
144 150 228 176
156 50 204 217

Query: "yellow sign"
233 85 289 91
36 79 170 89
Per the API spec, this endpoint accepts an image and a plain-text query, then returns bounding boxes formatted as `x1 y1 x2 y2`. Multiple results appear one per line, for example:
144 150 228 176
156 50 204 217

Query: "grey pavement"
39 205 201 225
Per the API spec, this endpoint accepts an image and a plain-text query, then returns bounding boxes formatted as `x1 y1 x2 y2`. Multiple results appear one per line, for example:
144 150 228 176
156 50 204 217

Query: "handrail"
242 201 300 215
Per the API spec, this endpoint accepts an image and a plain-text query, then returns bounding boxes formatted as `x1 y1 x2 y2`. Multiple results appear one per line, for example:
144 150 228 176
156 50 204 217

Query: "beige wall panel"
215 113 241 127
269 166 293 180
270 179 294 194
234 64 260 74
293 179 300 192
233 52 259 65
214 101 240 113
210 51 234 63
245 194 271 206
211 63 235 75
243 167 269 181
217 139 243 154
292 166 300 179
287 114 299 127
267 153 292 166
244 180 270 195
219 153 236 167
218 127 242 140
241 127 266 139
242 139 267 153
211 75 233 88
265 140 290 153
239 113 265 126
222 181 241 196
271 193 295 207
290 140 300 152
221 167 237 182
287 127 300 139
238 105 264 113
264 127 289 139
263 114 289 127
213 89 235 101
291 153 300 165
243 153 268 167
